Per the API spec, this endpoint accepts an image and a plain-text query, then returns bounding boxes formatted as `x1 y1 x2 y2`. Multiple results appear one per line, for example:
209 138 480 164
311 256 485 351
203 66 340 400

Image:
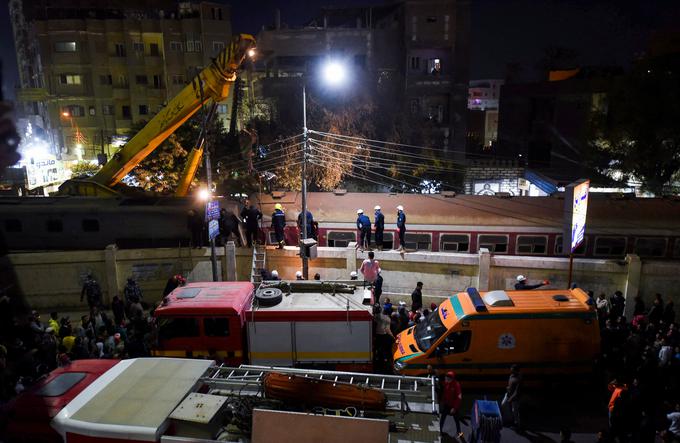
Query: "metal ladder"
200 364 438 414
250 244 266 284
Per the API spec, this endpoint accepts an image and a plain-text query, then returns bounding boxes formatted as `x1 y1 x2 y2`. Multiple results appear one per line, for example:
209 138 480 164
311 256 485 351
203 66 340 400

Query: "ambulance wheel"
255 288 283 306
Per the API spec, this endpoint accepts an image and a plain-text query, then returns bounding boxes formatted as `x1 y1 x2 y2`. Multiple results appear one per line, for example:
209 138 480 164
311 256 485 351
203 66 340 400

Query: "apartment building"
10 0 233 161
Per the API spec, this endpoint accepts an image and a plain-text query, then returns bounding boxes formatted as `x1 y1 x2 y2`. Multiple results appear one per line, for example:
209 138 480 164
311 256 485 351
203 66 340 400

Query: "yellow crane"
57 34 256 197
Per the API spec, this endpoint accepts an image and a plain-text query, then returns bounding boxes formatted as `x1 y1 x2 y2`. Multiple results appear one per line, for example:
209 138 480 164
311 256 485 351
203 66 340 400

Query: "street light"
300 59 350 279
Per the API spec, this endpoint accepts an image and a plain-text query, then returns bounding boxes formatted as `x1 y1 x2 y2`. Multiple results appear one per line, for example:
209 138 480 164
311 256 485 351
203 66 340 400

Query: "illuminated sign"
563 179 590 253
22 155 66 190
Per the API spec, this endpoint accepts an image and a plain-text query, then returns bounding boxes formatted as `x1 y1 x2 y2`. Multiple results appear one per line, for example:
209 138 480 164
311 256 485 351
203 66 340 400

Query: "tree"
588 57 680 194
70 161 101 178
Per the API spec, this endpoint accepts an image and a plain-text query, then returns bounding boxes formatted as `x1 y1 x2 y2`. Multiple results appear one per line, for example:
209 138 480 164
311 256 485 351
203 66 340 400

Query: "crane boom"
57 34 256 197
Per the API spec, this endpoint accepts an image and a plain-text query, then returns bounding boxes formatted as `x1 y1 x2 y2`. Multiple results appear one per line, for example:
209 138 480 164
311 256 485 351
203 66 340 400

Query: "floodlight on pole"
321 60 348 87
198 188 210 201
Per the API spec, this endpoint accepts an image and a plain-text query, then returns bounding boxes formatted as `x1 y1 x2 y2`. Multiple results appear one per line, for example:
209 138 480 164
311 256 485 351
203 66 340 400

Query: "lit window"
55 41 77 52
59 74 82 85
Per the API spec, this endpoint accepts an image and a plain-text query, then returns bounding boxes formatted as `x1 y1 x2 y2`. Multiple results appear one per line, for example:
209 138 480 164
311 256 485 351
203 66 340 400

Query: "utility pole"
199 76 219 282
301 84 309 279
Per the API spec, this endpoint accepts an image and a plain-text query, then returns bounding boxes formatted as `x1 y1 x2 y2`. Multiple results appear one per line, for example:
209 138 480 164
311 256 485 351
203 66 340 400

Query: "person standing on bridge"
514 275 549 290
296 209 314 241
356 209 371 251
271 203 286 249
374 206 385 251
241 200 262 248
396 205 406 251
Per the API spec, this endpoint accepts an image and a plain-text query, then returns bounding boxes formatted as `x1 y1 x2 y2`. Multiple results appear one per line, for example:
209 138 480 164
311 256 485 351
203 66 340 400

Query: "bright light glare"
198 188 210 201
322 61 348 87
62 112 70 117
247 48 256 58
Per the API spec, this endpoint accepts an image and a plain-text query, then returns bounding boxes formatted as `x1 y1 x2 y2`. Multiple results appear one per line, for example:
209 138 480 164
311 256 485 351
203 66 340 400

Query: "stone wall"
463 159 523 195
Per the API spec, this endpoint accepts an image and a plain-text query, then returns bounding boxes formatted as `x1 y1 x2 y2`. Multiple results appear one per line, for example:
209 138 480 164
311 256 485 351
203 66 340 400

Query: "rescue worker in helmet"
374 206 385 251
396 205 406 251
271 203 286 249
514 274 549 290
356 209 371 251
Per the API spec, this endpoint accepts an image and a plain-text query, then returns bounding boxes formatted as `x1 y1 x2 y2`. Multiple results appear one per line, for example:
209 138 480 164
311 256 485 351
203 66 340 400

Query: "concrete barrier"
8 244 679 314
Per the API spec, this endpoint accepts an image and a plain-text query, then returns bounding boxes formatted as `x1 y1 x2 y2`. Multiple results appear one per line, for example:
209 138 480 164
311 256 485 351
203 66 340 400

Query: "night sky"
1 0 679 100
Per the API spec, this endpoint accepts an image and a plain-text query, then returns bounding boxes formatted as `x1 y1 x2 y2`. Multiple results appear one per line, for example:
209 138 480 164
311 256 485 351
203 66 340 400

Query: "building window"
327 231 356 247
121 105 131 119
428 58 441 75
99 75 112 85
149 43 160 56
195 41 203 52
218 8 223 20
404 233 432 251
426 16 437 23
139 105 148 115
63 105 85 117
133 42 144 52
153 75 162 88
217 104 228 114
47 220 63 233
82 219 99 232
103 105 114 115
135 75 148 85
172 74 185 85
88 106 96 116
634 238 667 257
594 237 627 256
59 74 82 85
478 234 509 253
4 219 22 232
410 56 420 70
555 236 586 255
440 234 470 252
170 41 183 52
114 43 126 57
117 75 129 88
516 235 548 255
55 41 77 52
212 41 225 53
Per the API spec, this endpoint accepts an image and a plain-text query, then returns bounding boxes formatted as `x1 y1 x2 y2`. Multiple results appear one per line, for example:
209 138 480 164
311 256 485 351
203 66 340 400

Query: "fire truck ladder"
200 365 438 415
250 244 266 284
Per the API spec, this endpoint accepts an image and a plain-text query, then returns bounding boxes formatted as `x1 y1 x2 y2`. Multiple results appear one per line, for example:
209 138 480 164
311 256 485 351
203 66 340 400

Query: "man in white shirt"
667 403 680 440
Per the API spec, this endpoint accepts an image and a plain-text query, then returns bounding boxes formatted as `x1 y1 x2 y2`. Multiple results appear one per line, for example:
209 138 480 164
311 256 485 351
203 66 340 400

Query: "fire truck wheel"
255 288 283 306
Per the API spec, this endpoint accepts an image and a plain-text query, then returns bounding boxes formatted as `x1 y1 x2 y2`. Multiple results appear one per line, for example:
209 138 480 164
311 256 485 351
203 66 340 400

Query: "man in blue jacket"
271 203 286 249
396 205 406 251
374 206 385 251
356 209 371 251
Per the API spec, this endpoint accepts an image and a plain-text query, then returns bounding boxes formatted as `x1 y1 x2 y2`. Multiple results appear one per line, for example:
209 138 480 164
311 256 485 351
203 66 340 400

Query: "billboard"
563 179 590 254
22 155 66 190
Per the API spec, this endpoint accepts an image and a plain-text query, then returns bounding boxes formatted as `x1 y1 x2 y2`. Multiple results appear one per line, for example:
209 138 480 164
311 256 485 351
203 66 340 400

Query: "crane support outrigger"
57 34 256 197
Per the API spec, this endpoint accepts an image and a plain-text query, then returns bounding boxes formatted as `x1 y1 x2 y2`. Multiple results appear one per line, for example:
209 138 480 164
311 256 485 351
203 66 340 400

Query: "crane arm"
175 101 218 197
58 34 255 196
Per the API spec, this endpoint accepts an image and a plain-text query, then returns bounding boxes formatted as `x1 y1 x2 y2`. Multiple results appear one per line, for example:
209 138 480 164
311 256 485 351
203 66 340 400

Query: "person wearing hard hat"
271 269 280 280
350 271 358 280
271 203 286 249
356 209 372 251
514 274 549 290
295 270 305 280
373 206 385 251
396 205 406 251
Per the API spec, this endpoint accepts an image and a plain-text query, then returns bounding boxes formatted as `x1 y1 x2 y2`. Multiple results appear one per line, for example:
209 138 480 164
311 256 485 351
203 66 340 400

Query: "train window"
634 238 667 257
594 237 627 256
204 318 230 337
555 236 586 255
674 239 680 258
82 219 100 232
440 234 470 252
478 234 508 253
404 233 432 251
327 231 356 247
4 219 22 232
516 236 547 255
47 220 63 233
370 232 393 250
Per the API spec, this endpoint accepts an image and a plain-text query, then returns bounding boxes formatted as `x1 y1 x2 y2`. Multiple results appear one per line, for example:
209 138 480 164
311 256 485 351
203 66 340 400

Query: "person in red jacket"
439 371 463 435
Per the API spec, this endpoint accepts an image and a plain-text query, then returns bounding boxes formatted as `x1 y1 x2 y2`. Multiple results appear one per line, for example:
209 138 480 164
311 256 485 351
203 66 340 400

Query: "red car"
1 360 118 443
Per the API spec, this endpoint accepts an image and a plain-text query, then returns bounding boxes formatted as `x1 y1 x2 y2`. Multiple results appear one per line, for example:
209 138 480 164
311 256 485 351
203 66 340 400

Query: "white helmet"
357 209 363 214
516 275 526 282
296 270 303 278
350 271 358 278
271 270 279 277
397 205 404 211
374 205 381 210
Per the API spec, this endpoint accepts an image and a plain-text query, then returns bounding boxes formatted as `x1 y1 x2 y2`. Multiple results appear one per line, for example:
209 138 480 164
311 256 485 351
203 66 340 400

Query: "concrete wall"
8 244 680 314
